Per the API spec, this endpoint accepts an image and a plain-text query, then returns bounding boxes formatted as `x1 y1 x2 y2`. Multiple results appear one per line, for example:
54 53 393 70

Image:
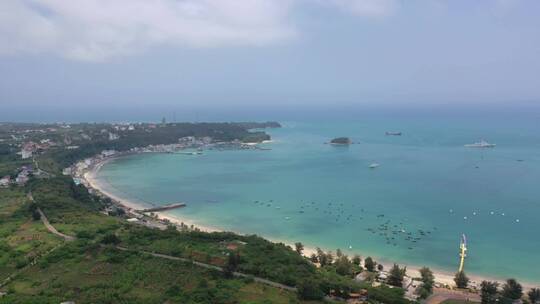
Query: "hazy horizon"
2 0 540 120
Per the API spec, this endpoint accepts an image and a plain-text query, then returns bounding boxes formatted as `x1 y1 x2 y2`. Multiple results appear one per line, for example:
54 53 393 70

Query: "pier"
139 203 186 213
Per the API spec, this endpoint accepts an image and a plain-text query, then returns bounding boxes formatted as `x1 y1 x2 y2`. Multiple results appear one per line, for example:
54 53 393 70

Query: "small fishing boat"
369 163 380 169
385 131 402 136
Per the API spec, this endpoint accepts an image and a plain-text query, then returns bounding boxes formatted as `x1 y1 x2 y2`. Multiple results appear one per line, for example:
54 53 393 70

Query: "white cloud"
327 0 398 17
0 0 297 61
0 0 401 62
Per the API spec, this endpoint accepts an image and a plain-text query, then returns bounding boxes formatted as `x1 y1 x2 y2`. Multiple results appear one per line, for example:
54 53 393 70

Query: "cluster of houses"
19 140 56 159
0 165 34 187
112 124 136 132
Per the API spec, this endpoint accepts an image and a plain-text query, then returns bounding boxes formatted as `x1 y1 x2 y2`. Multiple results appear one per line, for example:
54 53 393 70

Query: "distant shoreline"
81 152 539 291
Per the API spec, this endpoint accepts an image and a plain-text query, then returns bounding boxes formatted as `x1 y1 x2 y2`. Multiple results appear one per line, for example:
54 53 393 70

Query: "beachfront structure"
101 150 117 157
458 234 467 272
21 149 32 159
0 176 10 187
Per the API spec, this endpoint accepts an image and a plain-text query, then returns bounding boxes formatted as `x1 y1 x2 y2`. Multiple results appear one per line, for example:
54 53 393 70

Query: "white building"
21 149 32 159
62 167 72 176
16 173 29 185
0 176 10 187
108 132 120 141
101 150 117 157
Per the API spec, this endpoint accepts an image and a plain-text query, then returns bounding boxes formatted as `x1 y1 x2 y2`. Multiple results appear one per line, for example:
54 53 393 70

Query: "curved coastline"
82 153 539 290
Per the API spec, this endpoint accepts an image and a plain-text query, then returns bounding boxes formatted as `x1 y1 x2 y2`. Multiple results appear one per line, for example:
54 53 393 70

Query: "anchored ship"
464 140 496 148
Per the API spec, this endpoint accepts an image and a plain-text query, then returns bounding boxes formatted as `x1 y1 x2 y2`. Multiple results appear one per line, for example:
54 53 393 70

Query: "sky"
1 0 540 121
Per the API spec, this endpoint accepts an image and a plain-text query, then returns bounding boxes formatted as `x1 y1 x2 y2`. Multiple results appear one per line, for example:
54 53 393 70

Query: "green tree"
224 251 240 278
316 248 328 266
454 271 469 289
364 257 376 272
417 267 434 297
28 203 40 221
480 281 499 304
387 264 406 287
294 242 304 255
326 251 334 265
335 256 353 276
352 255 361 266
31 209 41 221
309 253 318 263
417 287 431 300
502 278 523 301
101 233 120 245
528 288 540 304
297 278 324 300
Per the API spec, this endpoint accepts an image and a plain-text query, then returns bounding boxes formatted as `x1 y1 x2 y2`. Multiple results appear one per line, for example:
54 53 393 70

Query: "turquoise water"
97 115 540 282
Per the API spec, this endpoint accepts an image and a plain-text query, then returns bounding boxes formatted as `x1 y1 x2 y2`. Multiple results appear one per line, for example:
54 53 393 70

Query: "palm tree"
294 242 304 255
419 267 434 293
480 281 498 304
502 278 523 300
387 264 406 287
364 257 375 272
454 271 469 289
528 288 540 304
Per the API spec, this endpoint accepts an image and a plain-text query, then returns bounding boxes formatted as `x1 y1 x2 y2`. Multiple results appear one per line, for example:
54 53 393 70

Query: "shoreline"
81 154 539 291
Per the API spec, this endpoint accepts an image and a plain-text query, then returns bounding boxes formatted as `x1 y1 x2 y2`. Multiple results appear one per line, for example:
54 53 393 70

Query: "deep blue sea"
96 107 540 283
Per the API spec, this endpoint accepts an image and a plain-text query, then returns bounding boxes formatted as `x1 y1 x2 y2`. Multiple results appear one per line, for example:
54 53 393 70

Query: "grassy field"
0 188 62 280
0 184 325 303
2 242 307 304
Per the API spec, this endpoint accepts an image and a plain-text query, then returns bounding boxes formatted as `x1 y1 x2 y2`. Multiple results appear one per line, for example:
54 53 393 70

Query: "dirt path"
115 246 297 292
37 208 76 241
28 191 293 292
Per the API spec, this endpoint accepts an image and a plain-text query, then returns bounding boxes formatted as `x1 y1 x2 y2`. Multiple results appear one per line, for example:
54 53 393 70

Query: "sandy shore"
84 157 221 233
82 156 538 291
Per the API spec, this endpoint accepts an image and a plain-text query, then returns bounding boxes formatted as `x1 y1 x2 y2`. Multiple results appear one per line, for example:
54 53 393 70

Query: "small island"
330 137 352 145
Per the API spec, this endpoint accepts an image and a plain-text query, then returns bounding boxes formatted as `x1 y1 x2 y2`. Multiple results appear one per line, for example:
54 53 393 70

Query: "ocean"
95 108 540 283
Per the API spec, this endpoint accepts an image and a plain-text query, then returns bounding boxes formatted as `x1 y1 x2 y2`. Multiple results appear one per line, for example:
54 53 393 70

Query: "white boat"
464 140 496 148
369 163 380 169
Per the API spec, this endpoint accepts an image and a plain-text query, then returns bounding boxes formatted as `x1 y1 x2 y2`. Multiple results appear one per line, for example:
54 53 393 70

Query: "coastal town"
2 121 539 304
3 1 540 302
